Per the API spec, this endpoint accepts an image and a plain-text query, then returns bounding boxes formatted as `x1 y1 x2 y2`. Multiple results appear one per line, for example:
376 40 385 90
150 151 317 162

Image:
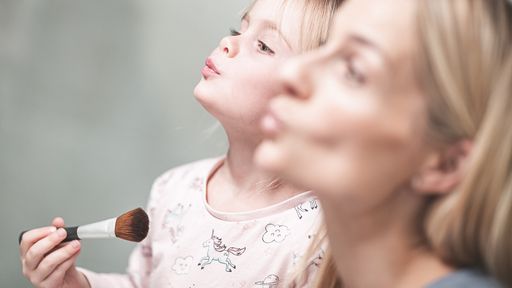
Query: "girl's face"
255 0 428 208
194 0 301 140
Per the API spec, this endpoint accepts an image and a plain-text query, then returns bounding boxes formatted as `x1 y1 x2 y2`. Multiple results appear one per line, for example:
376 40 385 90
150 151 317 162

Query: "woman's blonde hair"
420 0 512 286
301 0 512 287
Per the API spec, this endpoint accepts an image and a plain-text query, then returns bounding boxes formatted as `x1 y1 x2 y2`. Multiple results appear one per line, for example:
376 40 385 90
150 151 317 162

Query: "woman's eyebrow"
345 34 390 66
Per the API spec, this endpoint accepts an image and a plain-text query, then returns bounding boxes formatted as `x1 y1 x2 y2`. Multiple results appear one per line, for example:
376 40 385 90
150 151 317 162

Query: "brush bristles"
115 208 149 242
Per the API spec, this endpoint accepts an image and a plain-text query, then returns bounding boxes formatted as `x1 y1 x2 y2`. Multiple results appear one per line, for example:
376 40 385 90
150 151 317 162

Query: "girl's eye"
257 41 275 56
229 28 241 36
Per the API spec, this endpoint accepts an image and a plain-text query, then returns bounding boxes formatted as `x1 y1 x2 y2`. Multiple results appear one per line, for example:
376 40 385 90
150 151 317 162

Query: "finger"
39 251 80 288
19 226 57 256
31 240 80 284
24 228 68 271
51 217 65 228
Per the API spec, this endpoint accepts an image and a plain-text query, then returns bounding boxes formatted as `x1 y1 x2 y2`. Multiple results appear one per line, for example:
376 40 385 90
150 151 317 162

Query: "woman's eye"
344 60 365 84
229 28 241 36
257 41 275 55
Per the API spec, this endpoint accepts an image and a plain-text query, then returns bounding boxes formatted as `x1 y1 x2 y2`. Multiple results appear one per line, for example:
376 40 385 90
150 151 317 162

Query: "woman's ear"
412 139 473 195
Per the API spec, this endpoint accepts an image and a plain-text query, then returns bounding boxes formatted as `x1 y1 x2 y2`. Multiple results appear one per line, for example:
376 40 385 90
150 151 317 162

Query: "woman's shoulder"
427 269 502 288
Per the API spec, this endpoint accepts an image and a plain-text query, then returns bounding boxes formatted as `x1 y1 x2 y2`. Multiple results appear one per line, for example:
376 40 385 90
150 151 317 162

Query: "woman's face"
194 0 301 139
255 0 429 207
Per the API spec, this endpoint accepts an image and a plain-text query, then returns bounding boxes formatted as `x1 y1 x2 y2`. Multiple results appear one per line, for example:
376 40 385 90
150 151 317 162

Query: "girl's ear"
412 139 473 195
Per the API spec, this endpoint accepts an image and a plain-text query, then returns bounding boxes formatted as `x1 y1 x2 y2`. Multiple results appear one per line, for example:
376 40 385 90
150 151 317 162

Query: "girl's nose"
219 36 239 58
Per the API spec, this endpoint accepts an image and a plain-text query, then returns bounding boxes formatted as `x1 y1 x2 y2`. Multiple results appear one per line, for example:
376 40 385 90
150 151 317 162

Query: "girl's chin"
192 82 207 101
193 86 217 112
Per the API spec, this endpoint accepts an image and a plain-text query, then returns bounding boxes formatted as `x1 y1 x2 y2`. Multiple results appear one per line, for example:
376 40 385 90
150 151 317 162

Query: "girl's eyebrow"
240 12 292 49
241 11 250 22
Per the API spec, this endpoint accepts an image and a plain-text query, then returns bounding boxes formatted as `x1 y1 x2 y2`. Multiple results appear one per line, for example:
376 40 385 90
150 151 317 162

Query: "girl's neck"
321 194 453 288
224 145 261 186
206 139 304 212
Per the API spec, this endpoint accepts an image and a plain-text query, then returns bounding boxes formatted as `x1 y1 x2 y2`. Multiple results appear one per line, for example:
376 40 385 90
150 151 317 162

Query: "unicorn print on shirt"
294 199 318 219
198 230 246 272
162 203 192 243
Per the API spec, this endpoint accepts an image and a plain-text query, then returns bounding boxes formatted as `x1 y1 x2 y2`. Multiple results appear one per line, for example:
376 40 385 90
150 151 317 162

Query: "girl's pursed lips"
205 58 221 74
201 57 221 79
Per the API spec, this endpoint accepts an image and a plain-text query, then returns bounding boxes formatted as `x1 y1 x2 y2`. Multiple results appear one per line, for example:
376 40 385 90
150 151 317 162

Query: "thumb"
52 217 65 228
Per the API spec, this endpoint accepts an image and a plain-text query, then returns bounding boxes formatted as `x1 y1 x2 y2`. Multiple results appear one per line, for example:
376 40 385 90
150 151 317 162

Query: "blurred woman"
256 0 512 287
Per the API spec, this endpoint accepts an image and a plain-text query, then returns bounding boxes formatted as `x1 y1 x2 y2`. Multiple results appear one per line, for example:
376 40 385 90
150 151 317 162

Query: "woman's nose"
219 36 239 58
279 53 317 100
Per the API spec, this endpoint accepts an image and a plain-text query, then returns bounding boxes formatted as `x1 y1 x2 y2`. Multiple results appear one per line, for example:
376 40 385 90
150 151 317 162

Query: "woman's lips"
261 110 283 138
201 58 220 79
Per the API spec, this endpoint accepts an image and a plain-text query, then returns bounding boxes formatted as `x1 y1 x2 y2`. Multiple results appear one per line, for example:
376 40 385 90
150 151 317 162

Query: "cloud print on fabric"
262 224 290 243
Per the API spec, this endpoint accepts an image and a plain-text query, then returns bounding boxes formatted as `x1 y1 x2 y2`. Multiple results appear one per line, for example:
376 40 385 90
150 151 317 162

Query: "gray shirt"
427 269 502 288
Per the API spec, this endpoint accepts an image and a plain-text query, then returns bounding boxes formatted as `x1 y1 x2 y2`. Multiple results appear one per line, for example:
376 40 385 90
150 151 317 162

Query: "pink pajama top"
79 157 323 287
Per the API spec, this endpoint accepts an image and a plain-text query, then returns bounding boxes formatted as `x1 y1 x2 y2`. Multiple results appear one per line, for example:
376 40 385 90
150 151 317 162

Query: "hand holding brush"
19 208 149 288
19 207 149 244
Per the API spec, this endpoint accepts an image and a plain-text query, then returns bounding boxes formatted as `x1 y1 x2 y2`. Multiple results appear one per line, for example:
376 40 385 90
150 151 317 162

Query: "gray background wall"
0 0 250 286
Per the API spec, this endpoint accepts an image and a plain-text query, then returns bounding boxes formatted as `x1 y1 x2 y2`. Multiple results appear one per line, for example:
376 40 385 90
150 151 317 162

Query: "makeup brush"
19 208 149 244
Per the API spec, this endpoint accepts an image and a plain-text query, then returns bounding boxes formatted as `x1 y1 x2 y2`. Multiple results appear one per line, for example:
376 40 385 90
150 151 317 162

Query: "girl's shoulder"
146 156 223 206
427 269 502 288
154 156 223 187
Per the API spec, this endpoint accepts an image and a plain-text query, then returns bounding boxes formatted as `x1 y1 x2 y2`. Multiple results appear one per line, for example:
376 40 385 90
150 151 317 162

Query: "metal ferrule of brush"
64 217 116 241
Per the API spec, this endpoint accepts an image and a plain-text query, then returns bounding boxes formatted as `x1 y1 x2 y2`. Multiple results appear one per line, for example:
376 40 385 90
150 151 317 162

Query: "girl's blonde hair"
302 0 512 287
243 0 343 52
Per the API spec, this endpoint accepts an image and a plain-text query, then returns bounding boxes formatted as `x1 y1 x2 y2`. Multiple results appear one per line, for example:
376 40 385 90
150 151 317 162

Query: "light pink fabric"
79 157 323 287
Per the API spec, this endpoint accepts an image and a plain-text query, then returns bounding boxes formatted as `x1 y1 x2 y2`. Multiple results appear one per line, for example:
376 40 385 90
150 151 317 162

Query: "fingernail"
71 240 80 249
49 226 57 233
57 228 66 237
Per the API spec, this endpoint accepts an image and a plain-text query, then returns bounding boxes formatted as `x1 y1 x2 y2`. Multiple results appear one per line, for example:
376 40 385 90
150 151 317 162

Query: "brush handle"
18 227 80 245
63 226 80 242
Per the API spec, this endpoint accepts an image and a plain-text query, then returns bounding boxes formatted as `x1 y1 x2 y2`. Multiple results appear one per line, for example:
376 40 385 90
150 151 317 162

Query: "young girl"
19 0 344 287
256 0 512 287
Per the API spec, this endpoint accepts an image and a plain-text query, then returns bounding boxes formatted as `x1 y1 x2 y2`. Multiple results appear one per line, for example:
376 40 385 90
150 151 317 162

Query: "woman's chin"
254 140 287 174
